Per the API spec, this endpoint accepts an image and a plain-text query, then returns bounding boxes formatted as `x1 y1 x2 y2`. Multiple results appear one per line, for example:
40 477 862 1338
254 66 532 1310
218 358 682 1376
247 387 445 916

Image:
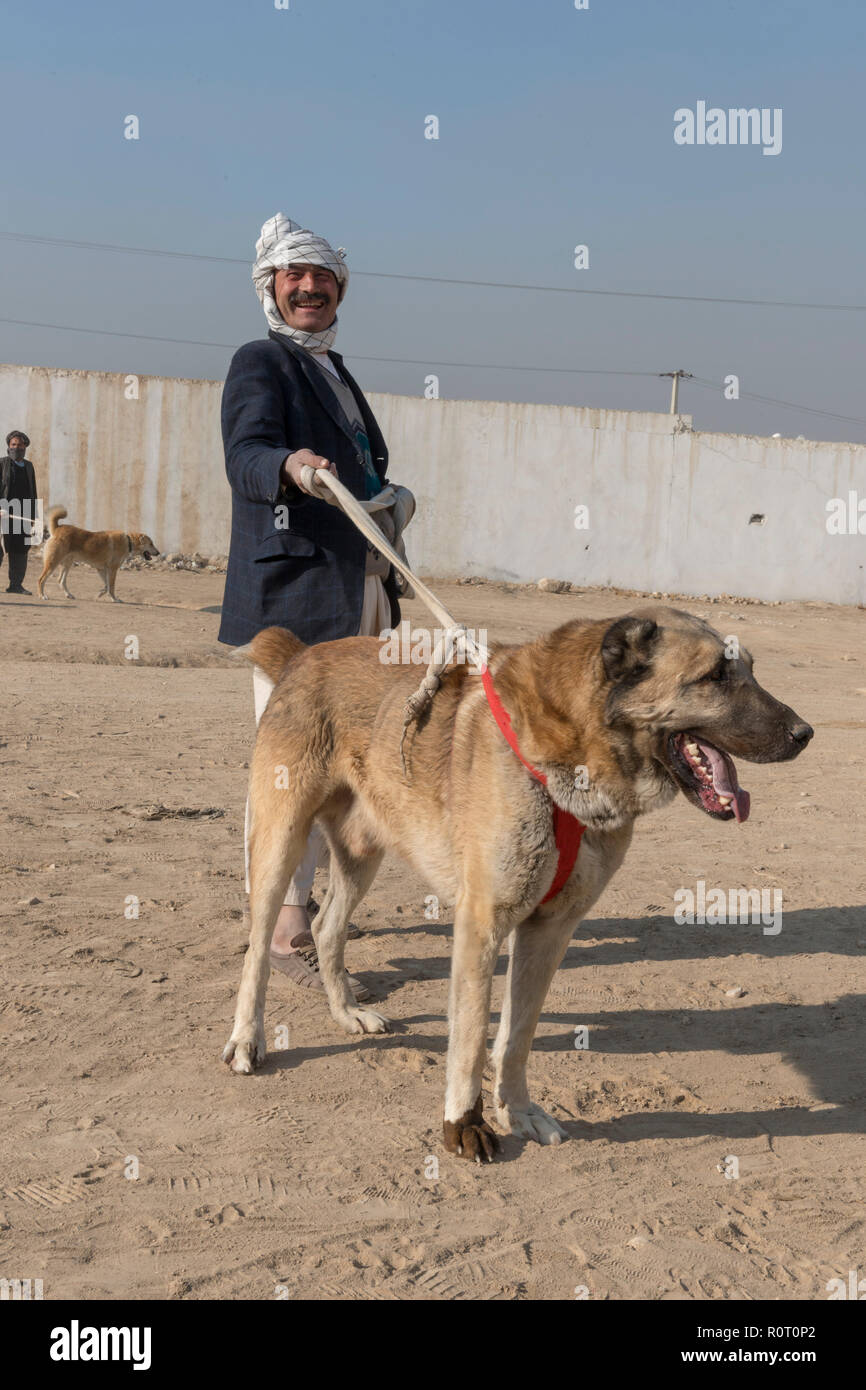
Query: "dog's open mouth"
668 731 751 823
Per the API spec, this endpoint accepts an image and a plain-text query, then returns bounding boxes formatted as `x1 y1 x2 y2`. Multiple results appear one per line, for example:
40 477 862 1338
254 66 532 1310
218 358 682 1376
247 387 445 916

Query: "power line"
0 314 656 374
337 355 658 377
0 231 245 265
689 375 866 428
1 229 863 313
2 315 864 430
0 316 238 349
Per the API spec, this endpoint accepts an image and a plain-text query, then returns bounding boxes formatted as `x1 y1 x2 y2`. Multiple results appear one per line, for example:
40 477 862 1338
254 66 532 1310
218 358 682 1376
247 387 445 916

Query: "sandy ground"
1 557 865 1302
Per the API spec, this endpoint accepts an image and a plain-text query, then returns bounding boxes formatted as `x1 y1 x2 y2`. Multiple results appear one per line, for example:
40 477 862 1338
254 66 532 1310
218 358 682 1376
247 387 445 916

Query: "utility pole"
660 369 693 414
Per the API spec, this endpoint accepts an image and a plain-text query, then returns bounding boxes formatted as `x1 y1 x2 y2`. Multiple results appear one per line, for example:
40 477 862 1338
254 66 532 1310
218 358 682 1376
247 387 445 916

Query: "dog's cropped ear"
601 616 659 683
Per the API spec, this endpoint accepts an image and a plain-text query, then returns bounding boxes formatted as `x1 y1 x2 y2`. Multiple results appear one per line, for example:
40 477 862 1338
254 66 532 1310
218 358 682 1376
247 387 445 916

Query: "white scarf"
252 213 349 353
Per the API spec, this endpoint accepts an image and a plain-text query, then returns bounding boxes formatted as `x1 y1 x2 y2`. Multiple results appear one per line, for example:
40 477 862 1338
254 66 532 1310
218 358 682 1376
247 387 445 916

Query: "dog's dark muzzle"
714 701 814 765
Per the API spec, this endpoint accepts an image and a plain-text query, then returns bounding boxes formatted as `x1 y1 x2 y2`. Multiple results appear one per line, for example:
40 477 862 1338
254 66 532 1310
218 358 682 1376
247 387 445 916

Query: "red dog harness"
480 666 585 903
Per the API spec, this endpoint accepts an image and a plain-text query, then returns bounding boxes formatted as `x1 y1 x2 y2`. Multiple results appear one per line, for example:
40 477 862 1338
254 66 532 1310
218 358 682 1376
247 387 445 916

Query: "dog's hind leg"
37 560 52 599
490 914 576 1146
59 566 74 598
311 835 390 1036
222 807 314 1075
442 893 515 1163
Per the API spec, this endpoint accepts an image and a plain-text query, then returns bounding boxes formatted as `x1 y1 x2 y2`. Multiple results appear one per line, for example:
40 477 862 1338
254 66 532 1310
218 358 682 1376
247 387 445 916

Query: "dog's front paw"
334 1006 391 1035
443 1098 499 1164
495 1100 567 1146
222 1028 265 1074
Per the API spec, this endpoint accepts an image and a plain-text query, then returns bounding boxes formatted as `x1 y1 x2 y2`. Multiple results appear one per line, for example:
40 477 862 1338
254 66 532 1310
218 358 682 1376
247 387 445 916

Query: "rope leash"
299 465 488 776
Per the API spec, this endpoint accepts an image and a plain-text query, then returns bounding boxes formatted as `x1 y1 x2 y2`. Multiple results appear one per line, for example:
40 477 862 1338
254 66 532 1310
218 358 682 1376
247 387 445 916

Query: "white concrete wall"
375 392 866 605
0 363 226 555
2 361 864 604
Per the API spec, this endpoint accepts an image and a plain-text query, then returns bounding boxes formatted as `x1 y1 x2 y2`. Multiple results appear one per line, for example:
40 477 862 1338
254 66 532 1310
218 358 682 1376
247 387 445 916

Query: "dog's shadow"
373 903 866 967
536 991 866 1144
338 903 866 1144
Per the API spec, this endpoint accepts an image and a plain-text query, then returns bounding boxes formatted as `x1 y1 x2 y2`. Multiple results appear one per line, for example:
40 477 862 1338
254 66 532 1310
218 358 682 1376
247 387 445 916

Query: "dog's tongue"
695 738 751 823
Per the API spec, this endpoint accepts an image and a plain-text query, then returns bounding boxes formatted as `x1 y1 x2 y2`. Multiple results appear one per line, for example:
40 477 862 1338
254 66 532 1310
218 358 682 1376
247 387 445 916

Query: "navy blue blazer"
218 331 401 647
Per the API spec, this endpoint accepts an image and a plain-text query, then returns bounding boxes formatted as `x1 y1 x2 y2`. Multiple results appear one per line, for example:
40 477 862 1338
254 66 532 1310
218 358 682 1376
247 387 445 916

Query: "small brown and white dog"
37 506 159 602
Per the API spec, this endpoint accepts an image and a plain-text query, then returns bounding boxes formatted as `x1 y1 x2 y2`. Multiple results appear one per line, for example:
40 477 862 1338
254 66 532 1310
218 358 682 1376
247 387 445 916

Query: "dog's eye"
700 664 727 683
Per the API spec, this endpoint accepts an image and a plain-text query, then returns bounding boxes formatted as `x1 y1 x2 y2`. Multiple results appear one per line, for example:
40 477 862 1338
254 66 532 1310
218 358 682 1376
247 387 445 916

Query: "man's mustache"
289 292 332 308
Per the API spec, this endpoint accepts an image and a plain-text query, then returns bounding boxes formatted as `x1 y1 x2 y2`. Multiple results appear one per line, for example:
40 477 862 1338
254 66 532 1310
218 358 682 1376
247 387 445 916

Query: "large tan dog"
37 506 159 602
223 606 813 1161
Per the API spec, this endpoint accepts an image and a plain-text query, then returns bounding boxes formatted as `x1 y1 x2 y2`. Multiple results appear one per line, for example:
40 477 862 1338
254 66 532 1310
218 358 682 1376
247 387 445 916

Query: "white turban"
252 213 349 352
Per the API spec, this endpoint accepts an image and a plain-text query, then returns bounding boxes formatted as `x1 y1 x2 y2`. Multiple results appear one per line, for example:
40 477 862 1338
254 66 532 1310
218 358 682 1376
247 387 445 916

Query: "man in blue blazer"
220 213 403 995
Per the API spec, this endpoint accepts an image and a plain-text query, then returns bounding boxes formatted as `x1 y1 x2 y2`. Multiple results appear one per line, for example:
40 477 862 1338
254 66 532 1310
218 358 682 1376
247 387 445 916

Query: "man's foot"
270 931 371 1002
6 585 29 594
270 903 310 955
258 904 370 1001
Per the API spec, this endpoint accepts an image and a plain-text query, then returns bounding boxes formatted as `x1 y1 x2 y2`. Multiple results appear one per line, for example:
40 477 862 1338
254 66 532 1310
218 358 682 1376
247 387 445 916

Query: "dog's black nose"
789 721 813 747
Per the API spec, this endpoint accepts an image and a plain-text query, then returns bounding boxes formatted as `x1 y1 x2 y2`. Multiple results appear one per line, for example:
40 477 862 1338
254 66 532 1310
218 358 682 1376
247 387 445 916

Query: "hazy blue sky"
2 0 865 441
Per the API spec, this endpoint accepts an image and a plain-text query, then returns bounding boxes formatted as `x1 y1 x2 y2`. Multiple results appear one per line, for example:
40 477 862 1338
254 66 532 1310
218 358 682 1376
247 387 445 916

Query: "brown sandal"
269 932 370 1002
241 900 362 941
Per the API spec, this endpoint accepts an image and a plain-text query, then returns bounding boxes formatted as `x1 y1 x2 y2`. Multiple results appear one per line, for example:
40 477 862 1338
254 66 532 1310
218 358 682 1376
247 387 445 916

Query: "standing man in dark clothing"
220 212 411 994
0 431 39 594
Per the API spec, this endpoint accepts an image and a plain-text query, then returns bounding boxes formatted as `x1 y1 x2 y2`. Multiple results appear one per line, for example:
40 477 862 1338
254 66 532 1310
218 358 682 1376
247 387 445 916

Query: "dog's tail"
47 506 67 535
232 626 307 683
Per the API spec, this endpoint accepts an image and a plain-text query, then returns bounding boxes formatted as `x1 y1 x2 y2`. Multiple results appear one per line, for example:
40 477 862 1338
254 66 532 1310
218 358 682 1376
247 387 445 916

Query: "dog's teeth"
719 795 732 805
686 742 699 753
